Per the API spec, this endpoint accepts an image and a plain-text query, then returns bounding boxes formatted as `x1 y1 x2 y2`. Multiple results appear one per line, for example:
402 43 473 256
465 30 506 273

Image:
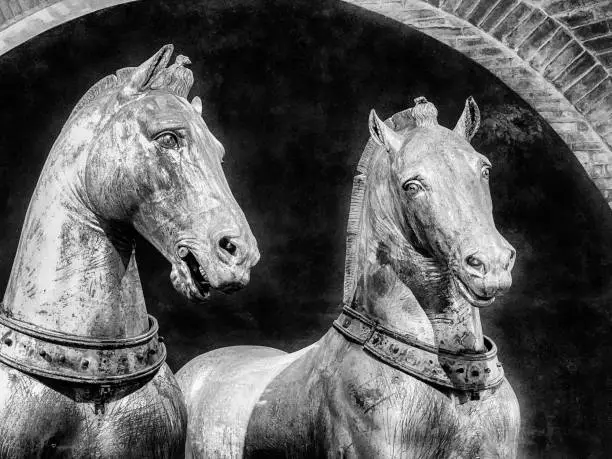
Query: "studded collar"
0 311 165 385
333 306 504 394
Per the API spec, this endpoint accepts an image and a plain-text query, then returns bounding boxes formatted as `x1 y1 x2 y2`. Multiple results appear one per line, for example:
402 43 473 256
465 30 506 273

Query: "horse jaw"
170 259 210 302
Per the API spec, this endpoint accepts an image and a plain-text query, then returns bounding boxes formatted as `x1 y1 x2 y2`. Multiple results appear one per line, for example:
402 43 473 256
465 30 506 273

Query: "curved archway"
1 0 611 207
345 0 612 208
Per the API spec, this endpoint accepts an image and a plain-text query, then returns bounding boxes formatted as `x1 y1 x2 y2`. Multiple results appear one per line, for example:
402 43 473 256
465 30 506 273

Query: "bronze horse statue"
178 97 520 458
0 45 259 458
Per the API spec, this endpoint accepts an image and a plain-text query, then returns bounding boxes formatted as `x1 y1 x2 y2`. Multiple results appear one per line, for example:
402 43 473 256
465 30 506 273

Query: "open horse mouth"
453 275 496 308
174 247 211 300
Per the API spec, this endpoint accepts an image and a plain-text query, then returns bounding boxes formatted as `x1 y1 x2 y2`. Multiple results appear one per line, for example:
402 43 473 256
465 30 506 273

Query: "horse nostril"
219 237 237 256
506 248 516 270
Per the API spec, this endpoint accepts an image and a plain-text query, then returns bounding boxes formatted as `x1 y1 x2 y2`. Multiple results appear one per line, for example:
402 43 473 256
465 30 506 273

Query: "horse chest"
407 385 519 458
334 372 520 459
0 363 187 458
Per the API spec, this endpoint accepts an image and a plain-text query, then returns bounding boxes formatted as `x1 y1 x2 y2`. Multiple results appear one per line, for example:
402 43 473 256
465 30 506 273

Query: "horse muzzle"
453 261 514 308
172 236 259 301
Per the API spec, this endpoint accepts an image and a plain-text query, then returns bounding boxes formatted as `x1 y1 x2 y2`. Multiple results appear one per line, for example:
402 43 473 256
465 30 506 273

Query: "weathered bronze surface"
0 313 165 384
178 97 520 458
0 45 259 458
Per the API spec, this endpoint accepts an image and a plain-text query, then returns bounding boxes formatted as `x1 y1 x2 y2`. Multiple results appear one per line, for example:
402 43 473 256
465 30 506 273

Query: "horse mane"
67 67 137 122
67 53 194 123
342 104 423 306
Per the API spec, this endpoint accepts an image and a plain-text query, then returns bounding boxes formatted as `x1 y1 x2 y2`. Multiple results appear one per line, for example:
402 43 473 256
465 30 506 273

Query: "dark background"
1 0 611 456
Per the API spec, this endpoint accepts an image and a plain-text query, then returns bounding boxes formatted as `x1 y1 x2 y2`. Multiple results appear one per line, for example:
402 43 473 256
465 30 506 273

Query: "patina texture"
0 44 259 457
177 97 520 458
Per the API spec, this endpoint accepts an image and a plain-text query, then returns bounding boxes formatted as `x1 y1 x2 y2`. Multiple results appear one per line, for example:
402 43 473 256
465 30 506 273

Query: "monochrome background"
0 0 610 456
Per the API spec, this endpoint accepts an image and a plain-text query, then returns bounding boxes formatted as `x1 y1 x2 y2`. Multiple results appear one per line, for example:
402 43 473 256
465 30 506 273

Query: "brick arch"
1 0 611 207
345 0 612 207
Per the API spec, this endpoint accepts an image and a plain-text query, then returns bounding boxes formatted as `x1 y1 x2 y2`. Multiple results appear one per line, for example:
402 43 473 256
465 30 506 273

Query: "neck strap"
0 311 165 385
333 306 504 394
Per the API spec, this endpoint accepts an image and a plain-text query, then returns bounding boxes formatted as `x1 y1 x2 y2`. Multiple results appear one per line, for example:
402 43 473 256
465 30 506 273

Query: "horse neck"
1 110 149 339
352 174 484 353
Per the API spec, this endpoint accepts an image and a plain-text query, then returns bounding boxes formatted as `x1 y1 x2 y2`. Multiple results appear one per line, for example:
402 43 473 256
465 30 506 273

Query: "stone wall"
1 0 612 207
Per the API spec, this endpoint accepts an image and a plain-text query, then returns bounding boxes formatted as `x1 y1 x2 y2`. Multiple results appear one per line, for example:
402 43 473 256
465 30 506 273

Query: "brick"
523 89 559 99
17 1 38 11
492 3 533 41
493 66 532 80
513 78 542 90
582 92 612 128
590 164 612 179
460 46 505 60
505 9 545 50
591 151 612 163
472 56 516 67
550 121 581 133
518 18 559 61
539 109 584 122
593 114 612 134
405 16 449 27
542 41 583 80
584 35 612 53
574 20 612 41
551 52 595 89
455 0 481 19
576 78 612 111
529 28 572 72
557 131 597 146
565 66 608 104
593 177 612 189
480 0 518 32
455 36 488 49
573 142 605 151
599 51 612 68
466 0 498 26
0 2 14 21
547 0 592 16
533 100 570 112
574 150 593 166
416 26 467 39
399 9 439 20
440 0 463 12
7 0 22 18
557 9 595 28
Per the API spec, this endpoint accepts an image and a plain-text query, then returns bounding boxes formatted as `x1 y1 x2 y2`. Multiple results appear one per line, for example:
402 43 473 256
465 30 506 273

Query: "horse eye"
402 180 424 194
481 166 491 180
155 132 179 150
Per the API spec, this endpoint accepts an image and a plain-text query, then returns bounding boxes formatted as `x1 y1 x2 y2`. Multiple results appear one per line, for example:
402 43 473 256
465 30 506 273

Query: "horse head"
367 97 515 308
71 45 259 301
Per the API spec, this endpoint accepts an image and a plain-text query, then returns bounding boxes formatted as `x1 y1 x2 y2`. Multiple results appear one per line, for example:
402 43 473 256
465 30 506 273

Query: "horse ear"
120 44 174 98
191 96 203 115
453 96 480 141
369 110 403 152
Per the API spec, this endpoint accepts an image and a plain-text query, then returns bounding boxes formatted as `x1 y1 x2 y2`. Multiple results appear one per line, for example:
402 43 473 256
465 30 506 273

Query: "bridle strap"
0 312 166 385
333 306 505 393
